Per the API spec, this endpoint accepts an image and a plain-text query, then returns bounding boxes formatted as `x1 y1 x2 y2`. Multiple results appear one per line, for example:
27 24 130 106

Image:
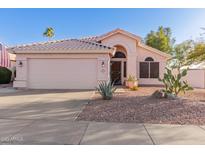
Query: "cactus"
159 67 193 96
96 81 117 100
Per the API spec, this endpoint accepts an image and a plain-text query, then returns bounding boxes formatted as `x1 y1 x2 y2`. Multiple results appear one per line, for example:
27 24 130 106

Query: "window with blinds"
139 57 159 79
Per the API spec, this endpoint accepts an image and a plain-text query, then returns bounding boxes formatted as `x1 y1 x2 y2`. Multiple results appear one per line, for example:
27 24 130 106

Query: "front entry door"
111 61 121 85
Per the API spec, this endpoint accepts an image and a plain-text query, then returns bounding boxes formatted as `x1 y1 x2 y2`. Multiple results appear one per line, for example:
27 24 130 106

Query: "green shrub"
96 81 117 100
130 86 138 91
127 75 136 82
0 67 12 84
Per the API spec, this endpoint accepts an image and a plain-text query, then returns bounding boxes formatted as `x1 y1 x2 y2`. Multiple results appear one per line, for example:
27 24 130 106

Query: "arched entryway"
111 45 127 85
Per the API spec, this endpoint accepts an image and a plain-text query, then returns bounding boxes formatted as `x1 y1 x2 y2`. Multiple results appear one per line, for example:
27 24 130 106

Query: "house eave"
12 49 116 56
98 29 142 42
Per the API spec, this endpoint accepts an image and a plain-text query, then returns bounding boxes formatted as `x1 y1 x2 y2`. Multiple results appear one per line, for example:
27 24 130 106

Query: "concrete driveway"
0 89 93 144
0 89 93 121
1 88 205 145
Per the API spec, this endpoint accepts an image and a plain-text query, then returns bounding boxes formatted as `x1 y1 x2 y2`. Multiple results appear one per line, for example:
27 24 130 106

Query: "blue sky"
1 9 205 46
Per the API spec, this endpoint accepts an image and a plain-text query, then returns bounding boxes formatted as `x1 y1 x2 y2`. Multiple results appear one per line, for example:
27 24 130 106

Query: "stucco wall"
137 46 167 85
101 33 167 85
183 69 205 89
101 33 138 78
14 52 110 89
7 53 16 81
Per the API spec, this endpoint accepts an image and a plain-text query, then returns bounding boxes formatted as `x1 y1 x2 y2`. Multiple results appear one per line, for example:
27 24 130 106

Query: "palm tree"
43 27 54 40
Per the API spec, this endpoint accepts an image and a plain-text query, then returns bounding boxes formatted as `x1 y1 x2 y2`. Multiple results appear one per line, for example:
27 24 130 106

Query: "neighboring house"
0 43 11 68
0 43 16 69
0 43 16 81
8 29 170 89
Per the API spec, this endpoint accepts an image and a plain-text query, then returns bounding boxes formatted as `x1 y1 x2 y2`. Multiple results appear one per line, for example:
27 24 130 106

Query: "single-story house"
0 43 16 81
8 29 171 89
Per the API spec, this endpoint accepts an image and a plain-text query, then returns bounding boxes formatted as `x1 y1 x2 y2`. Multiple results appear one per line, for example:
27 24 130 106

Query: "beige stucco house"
8 29 171 89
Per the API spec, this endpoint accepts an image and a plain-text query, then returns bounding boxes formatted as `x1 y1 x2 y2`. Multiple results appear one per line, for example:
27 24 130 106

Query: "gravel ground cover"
77 87 205 125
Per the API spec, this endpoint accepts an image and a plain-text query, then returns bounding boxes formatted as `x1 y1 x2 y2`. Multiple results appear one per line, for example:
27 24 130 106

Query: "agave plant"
96 81 117 100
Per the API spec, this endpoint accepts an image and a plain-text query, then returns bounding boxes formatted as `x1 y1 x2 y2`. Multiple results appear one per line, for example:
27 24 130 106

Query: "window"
140 57 159 79
150 62 159 78
145 57 154 61
113 51 126 58
140 62 149 78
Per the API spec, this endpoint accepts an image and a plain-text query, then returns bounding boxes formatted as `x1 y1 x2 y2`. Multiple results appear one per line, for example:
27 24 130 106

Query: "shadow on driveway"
0 88 94 97
0 89 94 121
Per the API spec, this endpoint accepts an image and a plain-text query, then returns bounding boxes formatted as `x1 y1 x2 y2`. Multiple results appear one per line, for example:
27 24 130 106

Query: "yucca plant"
96 81 117 100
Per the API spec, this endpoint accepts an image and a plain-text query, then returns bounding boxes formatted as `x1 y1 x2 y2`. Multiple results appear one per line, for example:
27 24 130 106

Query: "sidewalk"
80 122 205 145
1 119 205 145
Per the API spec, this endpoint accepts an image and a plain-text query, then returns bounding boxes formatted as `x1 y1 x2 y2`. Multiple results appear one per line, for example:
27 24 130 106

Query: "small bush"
0 67 12 84
127 75 136 82
96 81 117 100
130 86 138 91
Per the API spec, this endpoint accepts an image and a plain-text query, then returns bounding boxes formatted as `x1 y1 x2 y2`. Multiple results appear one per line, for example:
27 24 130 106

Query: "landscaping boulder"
152 89 179 100
165 93 178 100
151 89 165 98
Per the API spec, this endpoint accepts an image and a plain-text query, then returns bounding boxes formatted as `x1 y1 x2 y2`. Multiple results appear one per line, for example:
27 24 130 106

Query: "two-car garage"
28 58 98 89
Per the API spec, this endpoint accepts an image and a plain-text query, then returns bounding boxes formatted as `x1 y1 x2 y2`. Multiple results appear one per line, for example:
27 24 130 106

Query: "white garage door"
28 59 97 89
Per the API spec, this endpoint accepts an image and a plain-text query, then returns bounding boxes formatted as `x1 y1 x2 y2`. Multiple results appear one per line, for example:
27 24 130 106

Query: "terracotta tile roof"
80 36 100 42
8 39 115 54
81 29 170 58
8 28 170 58
81 28 142 42
98 28 142 41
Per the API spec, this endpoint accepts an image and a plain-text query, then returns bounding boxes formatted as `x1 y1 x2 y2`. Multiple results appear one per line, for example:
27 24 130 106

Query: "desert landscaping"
78 87 205 125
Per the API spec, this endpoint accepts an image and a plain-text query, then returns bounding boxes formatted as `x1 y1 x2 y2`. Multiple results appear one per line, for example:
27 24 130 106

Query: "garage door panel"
28 59 97 89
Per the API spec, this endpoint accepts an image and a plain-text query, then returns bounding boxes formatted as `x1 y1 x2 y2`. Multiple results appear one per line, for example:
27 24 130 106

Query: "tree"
186 42 205 65
43 27 54 40
169 40 194 69
145 26 175 54
186 27 205 64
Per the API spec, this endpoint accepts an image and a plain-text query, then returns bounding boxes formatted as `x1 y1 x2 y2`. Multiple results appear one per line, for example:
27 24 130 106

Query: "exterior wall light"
101 61 105 67
18 61 23 67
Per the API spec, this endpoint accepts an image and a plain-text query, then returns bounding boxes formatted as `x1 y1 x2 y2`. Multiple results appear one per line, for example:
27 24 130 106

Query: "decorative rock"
166 93 178 100
152 89 165 98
